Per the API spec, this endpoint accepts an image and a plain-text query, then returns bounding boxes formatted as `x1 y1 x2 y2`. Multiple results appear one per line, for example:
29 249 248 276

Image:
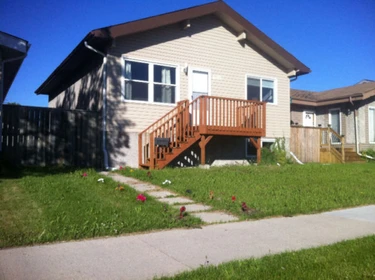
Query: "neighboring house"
35 1 310 169
0 31 30 152
291 81 375 152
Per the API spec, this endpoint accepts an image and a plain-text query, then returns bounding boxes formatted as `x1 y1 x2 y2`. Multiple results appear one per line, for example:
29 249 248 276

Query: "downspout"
84 41 109 169
350 96 374 160
289 69 300 82
0 53 28 152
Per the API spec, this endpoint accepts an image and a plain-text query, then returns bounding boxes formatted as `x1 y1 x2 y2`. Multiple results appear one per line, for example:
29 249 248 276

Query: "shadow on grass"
0 157 88 179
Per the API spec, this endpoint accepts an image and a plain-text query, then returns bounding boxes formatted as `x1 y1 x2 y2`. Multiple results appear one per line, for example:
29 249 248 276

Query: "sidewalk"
1 174 374 280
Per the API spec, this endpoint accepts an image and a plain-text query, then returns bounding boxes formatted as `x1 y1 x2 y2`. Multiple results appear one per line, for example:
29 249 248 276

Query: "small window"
123 59 177 104
247 77 275 104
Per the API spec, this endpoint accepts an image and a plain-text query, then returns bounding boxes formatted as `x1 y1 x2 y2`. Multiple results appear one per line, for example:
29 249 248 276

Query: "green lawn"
157 235 375 280
0 168 201 248
118 163 375 219
1 163 374 248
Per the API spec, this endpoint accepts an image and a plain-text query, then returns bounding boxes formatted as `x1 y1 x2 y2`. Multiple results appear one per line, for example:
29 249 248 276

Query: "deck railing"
320 126 345 162
139 96 266 168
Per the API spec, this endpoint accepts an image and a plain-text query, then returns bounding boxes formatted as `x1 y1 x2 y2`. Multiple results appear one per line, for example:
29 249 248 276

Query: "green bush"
260 147 276 164
361 148 375 162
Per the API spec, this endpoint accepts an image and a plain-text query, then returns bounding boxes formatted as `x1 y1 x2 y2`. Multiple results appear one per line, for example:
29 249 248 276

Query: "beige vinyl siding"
107 15 291 137
49 64 103 111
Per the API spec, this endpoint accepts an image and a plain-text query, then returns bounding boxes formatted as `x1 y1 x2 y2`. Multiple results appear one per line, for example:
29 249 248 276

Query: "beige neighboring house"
291 81 375 152
35 1 310 169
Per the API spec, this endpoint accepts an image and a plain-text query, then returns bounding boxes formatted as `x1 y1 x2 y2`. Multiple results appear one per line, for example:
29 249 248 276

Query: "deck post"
199 135 213 165
138 133 142 167
250 137 261 164
341 135 345 162
150 133 155 170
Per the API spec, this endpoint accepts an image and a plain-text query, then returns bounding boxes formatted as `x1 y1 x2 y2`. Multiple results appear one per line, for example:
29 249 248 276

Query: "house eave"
292 94 365 107
35 0 310 96
0 31 31 101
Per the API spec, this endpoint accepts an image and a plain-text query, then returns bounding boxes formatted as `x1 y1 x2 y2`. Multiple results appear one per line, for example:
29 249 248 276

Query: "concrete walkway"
1 173 374 280
101 172 239 223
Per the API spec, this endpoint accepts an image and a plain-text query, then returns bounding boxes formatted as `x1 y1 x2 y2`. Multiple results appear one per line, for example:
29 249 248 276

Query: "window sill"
121 98 177 107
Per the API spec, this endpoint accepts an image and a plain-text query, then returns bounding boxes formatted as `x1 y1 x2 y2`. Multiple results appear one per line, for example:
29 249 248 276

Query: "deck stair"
139 96 266 169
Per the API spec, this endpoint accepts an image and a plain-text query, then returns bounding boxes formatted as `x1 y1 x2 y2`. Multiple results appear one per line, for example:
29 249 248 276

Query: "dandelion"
130 169 134 173
136 194 147 202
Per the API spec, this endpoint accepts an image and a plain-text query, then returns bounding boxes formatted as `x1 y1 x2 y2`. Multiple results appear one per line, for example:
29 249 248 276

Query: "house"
0 31 30 152
35 1 310 169
291 81 375 153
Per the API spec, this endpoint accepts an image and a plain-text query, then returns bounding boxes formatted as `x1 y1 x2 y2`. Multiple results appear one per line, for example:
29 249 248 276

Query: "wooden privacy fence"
290 126 321 162
1 105 102 168
290 126 345 163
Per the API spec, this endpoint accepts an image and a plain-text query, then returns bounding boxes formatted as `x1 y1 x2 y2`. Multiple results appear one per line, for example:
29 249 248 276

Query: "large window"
124 59 177 104
247 77 275 103
369 107 375 143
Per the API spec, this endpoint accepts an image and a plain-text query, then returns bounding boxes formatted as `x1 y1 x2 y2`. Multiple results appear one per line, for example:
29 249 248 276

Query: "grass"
118 163 375 219
157 235 375 280
0 167 201 248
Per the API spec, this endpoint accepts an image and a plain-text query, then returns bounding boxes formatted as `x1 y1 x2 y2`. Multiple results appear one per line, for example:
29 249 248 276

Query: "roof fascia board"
0 32 29 54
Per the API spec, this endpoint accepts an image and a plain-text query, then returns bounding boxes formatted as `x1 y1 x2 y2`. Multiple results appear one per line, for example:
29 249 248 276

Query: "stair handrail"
320 126 345 163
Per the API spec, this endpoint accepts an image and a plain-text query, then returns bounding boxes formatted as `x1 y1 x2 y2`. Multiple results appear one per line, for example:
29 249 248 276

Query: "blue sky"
1 0 374 107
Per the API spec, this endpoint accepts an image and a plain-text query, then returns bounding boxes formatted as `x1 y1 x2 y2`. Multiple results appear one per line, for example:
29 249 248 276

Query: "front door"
190 69 210 125
329 108 341 143
303 111 315 127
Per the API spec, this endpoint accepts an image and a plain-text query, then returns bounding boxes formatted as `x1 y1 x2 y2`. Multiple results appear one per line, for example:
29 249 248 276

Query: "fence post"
341 135 345 162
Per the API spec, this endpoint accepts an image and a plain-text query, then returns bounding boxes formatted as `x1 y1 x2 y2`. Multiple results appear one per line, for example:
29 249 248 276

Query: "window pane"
262 87 274 103
154 85 175 103
154 65 176 84
247 78 260 101
247 86 260 101
124 81 148 101
125 61 148 81
262 80 274 103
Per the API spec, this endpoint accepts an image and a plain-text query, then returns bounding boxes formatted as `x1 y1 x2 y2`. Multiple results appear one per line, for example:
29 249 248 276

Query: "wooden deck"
139 96 266 169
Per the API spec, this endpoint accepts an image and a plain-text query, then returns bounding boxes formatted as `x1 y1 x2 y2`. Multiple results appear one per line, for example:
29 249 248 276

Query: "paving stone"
101 172 139 185
147 191 177 198
192 212 239 223
173 204 212 212
131 184 158 192
158 197 195 205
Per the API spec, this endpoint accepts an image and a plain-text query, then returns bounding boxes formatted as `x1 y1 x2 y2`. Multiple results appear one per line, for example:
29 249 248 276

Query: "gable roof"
0 31 31 101
36 0 310 95
291 81 375 106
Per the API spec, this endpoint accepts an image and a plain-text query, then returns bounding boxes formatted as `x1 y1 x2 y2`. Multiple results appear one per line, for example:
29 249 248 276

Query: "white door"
303 111 315 127
329 108 341 143
189 69 210 125
191 70 209 100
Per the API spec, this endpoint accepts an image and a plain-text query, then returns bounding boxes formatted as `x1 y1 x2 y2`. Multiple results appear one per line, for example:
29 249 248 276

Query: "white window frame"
369 106 375 144
328 108 342 144
121 57 180 105
188 67 211 101
303 110 316 127
245 74 278 105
